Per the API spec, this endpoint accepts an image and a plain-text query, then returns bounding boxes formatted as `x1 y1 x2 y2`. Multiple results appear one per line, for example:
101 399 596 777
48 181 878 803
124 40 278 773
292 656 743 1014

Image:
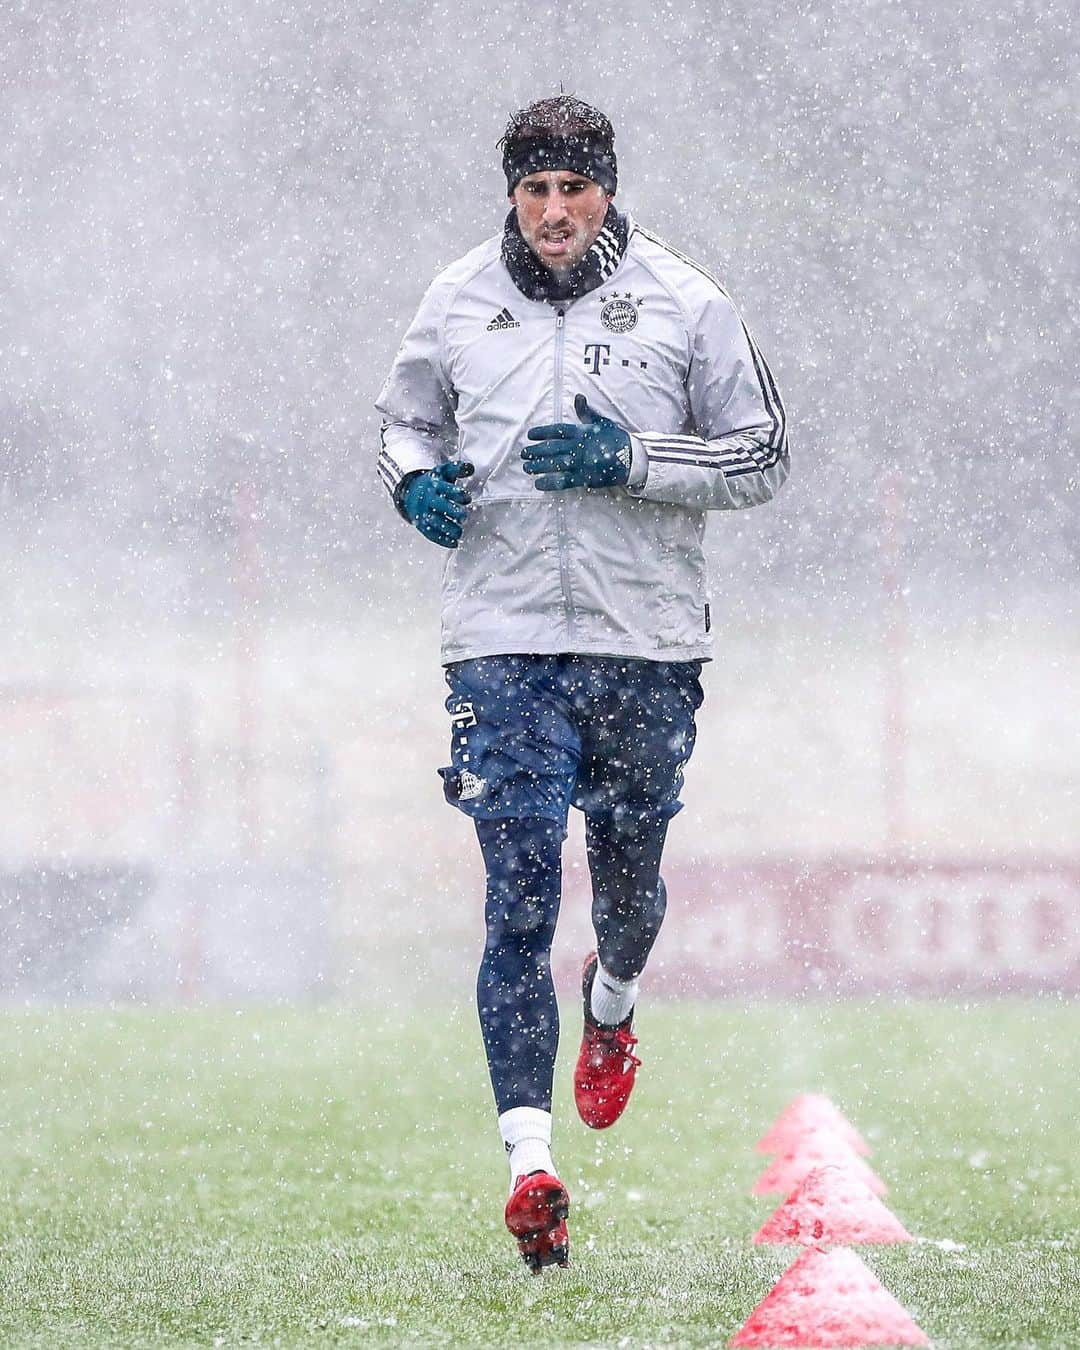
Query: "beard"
526 223 592 272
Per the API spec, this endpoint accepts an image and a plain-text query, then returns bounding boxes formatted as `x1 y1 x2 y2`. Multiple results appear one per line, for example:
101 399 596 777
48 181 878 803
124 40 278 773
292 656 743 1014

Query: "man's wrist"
394 469 426 520
626 435 649 491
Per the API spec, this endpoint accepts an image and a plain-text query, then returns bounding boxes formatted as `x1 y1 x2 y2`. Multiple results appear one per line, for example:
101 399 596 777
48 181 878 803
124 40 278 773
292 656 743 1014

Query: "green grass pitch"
1 1000 1077 1347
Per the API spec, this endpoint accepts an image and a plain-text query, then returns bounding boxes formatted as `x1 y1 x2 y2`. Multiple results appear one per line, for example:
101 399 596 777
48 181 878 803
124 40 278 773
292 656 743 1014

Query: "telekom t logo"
583 343 611 375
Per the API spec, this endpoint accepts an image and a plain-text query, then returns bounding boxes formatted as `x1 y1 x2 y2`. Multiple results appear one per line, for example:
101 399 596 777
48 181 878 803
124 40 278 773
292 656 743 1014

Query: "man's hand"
399 461 474 548
522 394 632 491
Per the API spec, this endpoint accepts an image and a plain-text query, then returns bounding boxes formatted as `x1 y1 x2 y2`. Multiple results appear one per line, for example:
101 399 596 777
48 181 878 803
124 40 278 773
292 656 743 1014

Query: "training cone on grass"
754 1165 914 1246
730 1246 929 1347
757 1094 871 1156
753 1130 887 1197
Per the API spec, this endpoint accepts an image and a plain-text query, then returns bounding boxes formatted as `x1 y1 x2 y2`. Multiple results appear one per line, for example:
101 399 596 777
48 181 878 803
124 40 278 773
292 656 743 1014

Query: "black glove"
398 461 474 548
521 394 632 491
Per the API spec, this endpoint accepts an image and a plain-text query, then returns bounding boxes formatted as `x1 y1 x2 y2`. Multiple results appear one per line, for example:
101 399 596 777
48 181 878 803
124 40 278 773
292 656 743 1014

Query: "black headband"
503 134 618 195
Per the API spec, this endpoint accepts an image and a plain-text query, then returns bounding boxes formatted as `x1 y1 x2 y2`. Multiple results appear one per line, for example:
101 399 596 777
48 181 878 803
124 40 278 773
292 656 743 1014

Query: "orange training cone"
730 1246 929 1346
757 1094 871 1156
754 1165 913 1246
752 1130 887 1197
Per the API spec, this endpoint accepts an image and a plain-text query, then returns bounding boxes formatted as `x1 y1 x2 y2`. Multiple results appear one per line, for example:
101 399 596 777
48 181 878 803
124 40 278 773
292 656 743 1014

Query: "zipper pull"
556 308 565 328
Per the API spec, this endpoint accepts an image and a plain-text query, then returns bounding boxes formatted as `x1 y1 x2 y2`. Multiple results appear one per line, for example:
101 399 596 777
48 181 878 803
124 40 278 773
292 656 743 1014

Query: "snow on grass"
0 1001 1077 1347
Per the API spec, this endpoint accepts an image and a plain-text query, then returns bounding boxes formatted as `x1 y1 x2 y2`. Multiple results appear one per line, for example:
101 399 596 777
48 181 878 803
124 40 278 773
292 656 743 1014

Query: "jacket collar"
501 204 630 303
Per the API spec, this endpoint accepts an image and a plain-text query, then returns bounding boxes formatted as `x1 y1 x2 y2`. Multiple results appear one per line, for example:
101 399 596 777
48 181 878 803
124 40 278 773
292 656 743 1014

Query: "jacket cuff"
392 470 426 521
378 428 442 516
626 435 649 491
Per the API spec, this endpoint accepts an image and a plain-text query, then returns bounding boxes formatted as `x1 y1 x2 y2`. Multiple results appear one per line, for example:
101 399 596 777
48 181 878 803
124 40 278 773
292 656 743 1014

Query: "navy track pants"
475 810 669 1114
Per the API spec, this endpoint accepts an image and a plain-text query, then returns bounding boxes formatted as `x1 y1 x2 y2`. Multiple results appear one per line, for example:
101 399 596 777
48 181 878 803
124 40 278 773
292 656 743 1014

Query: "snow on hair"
498 96 615 153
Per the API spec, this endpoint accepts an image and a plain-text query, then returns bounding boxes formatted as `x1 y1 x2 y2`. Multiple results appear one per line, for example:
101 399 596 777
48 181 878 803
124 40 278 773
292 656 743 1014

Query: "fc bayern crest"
600 296 639 333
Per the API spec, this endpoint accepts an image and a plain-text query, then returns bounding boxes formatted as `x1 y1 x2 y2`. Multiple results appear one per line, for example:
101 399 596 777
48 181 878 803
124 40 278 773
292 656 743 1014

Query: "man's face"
511 171 613 272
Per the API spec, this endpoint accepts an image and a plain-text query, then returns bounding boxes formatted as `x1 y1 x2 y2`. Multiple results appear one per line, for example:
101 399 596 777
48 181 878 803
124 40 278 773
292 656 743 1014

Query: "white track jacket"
376 218 789 664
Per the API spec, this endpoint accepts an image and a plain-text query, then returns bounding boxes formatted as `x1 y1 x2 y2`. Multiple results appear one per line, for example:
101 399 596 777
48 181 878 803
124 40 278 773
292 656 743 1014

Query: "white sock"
499 1106 555 1187
591 961 639 1027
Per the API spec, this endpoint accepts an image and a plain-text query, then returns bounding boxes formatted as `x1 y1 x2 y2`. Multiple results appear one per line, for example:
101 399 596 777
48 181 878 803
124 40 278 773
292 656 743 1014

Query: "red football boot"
574 951 642 1129
504 1171 571 1272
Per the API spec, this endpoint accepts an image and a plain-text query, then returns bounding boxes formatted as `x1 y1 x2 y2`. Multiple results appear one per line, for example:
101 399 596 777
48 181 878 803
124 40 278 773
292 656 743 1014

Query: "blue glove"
522 394 632 491
399 460 474 548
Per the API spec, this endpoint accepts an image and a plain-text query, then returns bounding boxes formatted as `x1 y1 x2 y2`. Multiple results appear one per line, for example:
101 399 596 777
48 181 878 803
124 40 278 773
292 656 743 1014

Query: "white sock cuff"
596 963 637 994
591 960 640 1026
498 1106 553 1151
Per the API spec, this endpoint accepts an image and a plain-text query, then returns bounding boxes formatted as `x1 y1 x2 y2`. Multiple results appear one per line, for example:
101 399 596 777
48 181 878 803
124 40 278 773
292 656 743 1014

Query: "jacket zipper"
553 307 565 417
552 306 576 641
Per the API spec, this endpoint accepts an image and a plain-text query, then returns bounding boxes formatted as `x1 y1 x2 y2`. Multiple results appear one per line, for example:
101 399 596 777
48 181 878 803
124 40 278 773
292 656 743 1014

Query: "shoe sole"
505 1180 571 1272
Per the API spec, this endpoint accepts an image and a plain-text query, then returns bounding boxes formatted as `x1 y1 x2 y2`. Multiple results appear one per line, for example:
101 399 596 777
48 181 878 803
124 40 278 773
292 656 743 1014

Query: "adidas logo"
486 307 520 331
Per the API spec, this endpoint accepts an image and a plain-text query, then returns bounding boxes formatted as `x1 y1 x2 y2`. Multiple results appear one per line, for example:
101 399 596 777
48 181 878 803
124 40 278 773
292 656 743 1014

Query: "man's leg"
571 658 703 1128
585 807 670 1020
438 656 579 1266
475 815 563 1140
475 814 571 1270
570 810 669 1129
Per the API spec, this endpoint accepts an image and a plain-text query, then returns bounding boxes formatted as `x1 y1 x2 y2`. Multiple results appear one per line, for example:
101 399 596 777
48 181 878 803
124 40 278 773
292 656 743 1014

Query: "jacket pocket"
655 506 707 648
439 497 567 655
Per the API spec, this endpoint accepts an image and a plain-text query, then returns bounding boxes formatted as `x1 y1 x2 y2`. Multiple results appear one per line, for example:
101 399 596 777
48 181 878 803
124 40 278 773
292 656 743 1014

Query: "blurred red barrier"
554 859 1080 995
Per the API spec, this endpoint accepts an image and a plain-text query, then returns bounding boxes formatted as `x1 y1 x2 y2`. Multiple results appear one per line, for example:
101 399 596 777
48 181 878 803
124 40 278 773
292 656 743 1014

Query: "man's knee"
478 815 564 947
486 890 554 944
585 807 669 872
